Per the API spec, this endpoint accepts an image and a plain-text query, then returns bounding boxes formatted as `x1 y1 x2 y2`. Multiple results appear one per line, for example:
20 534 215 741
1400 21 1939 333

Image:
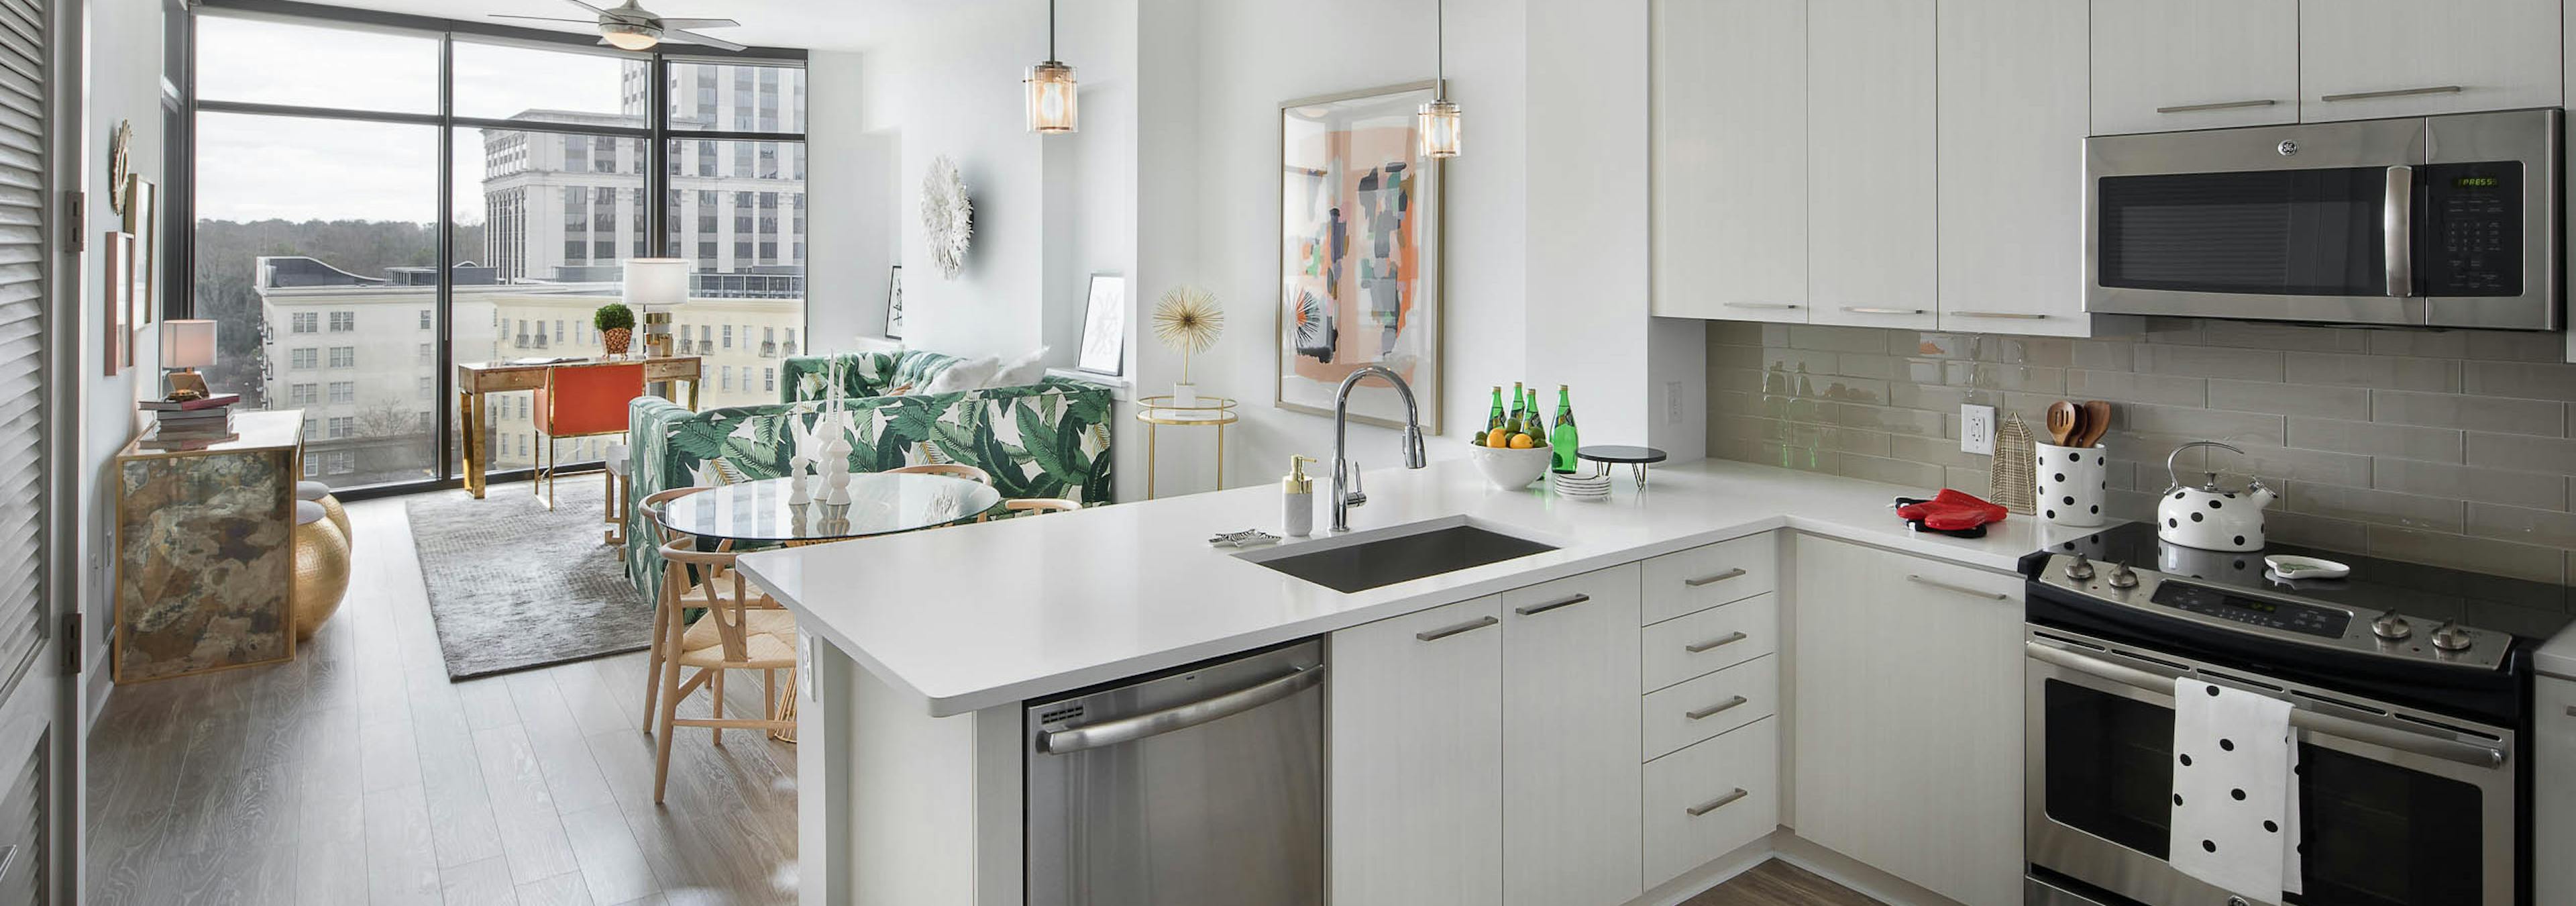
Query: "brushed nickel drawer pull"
2322 85 2463 102
1686 695 1750 720
1907 574 2007 601
1515 593 1592 617
2155 99 2277 113
1687 788 1750 816
1415 615 1499 642
1947 311 2047 319
1685 632 1750 654
1841 306 1925 315
1684 568 1748 587
1722 302 1799 310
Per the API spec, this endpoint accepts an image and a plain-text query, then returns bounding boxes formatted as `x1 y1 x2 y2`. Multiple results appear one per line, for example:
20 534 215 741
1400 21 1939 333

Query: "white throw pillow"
987 347 1051 388
922 356 1002 394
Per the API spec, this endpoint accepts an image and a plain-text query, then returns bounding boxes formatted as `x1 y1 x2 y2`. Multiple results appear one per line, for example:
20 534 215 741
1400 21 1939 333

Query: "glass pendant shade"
602 26 659 50
1026 61 1079 133
1418 99 1461 158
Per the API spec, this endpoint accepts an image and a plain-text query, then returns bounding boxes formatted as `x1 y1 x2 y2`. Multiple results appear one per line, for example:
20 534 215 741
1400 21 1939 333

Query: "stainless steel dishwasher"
1025 639 1326 906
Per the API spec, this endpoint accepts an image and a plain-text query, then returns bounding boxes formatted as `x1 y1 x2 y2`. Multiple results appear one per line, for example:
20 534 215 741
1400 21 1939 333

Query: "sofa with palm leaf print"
621 348 1115 604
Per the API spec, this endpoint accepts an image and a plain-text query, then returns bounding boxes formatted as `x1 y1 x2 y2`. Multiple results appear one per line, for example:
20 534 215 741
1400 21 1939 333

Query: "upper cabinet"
1650 0 1809 323
1937 0 2092 336
1806 0 1939 331
2298 0 2561 121
2089 0 2299 135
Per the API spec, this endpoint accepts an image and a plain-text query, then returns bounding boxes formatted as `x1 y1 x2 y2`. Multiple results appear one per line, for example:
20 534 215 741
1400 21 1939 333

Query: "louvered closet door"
0 0 64 901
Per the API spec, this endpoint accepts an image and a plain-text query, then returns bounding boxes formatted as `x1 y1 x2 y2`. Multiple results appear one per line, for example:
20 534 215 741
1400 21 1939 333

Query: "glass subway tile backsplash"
1705 317 2576 584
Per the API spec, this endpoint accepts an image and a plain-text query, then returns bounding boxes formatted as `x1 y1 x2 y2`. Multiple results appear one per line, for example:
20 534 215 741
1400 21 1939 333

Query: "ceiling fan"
492 0 747 52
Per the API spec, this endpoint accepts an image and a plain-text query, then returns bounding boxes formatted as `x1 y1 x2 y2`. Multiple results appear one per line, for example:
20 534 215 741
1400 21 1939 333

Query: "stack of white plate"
1552 470 1611 500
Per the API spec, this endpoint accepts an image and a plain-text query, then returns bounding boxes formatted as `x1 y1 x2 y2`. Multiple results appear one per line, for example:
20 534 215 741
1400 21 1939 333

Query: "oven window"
2294 743 2481 906
2098 167 2387 297
2044 678 2176 857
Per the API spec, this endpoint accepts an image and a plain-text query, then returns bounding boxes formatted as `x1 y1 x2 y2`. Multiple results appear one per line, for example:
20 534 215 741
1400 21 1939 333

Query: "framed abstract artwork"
1275 81 1443 431
884 265 905 339
1077 272 1126 376
124 175 156 321
103 232 132 376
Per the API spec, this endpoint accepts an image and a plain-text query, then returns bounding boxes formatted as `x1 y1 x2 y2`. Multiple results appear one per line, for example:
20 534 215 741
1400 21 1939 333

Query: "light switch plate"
1664 381 1684 424
1961 404 1996 456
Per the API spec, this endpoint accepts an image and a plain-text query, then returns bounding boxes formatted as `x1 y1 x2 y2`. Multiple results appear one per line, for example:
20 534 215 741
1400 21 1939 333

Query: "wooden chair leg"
642 595 672 735
764 668 777 720
710 669 727 747
651 599 691 804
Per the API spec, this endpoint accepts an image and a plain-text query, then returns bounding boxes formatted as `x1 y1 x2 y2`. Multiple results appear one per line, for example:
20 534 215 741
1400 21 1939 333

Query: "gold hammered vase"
292 501 351 641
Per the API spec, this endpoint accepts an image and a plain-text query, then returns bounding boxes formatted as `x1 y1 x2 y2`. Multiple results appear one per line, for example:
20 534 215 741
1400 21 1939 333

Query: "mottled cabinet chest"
112 409 304 683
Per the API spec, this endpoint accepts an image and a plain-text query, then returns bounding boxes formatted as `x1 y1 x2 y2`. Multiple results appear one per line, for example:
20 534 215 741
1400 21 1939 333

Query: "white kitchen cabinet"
2298 0 2560 121
1935 0 2094 337
1502 564 1644 906
1806 0 1938 330
1642 591 1778 693
1641 532 1778 625
2088 0 2299 135
2538 674 2576 905
1791 535 2024 906
1330 596 1505 906
1650 0 1809 323
1644 717 1781 891
1642 654 1777 760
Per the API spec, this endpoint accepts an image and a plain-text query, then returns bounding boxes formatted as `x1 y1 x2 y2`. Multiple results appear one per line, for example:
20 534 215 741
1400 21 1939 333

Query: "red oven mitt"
1895 489 2008 532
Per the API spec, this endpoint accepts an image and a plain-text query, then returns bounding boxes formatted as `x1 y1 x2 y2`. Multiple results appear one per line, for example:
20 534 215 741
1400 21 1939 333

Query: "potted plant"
594 302 636 356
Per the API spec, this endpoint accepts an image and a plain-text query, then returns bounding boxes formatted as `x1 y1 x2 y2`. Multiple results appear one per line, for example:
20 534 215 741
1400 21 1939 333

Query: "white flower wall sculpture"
921 155 974 279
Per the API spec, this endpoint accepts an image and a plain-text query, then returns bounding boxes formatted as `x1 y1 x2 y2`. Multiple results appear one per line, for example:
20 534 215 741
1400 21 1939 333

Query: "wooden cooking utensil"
2045 401 2078 446
2076 400 2112 448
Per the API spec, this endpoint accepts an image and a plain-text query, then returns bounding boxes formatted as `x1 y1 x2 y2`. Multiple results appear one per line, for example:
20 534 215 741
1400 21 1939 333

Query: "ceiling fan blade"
656 17 739 29
557 0 610 13
661 30 747 52
489 14 600 23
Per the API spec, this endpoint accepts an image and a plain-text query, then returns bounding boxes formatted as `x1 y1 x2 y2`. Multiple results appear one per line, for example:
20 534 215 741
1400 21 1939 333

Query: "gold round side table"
1134 395 1238 499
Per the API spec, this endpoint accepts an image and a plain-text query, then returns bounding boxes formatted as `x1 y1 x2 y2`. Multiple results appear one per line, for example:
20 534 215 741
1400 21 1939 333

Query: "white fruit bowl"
1466 444 1553 490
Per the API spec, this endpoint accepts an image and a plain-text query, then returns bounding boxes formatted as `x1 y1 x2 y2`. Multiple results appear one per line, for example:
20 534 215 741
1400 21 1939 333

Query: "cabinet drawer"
1642 592 1778 693
1641 532 1778 625
1644 716 1780 890
1642 654 1778 762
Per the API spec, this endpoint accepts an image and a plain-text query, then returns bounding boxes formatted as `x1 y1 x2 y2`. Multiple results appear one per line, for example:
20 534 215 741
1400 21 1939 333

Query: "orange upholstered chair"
533 362 645 511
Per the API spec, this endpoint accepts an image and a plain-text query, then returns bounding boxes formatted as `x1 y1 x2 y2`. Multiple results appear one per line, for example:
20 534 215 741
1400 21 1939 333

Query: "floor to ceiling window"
184 5 808 494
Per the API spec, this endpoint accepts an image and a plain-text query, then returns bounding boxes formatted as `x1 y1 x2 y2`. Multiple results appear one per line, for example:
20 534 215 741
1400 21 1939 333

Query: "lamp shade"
161 319 217 368
623 258 690 307
1025 61 1078 133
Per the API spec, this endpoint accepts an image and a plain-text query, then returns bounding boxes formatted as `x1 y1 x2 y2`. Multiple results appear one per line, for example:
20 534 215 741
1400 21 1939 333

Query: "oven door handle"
2026 642 2506 769
1036 664 1326 754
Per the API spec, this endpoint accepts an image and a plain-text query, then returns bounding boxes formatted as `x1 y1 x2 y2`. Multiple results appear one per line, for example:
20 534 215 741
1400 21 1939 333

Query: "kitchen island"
739 456 2097 906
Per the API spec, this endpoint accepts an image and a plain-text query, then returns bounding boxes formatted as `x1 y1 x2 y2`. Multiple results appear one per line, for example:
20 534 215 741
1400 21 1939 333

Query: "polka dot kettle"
2158 440 2273 552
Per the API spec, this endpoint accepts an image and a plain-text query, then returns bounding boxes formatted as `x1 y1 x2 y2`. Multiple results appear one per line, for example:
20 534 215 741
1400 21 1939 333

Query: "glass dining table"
651 472 1005 546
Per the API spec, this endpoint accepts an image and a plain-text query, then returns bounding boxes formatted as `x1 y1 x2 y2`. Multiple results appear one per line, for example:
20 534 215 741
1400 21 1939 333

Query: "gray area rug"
406 476 654 680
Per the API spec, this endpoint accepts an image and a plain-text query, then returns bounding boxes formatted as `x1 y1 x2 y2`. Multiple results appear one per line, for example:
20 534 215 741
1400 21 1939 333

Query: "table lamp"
624 258 690 358
160 319 217 400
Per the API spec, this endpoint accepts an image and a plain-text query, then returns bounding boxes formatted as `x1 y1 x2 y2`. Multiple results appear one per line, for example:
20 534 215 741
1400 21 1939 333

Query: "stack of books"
138 393 241 450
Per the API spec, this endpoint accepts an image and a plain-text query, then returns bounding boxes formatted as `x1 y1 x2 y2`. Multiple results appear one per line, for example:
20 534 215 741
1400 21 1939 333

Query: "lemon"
1508 434 1536 449
1486 428 1510 448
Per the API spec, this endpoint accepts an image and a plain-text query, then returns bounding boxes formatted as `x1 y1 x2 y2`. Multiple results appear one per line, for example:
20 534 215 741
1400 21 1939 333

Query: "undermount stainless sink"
1236 517 1560 593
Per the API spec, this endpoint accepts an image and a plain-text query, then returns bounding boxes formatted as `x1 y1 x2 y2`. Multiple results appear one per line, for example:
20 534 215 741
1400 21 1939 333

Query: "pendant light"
1417 0 1460 158
1025 0 1079 133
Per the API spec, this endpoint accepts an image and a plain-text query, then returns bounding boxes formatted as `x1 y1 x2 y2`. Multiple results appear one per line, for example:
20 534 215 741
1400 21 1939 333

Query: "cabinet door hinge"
60 614 80 675
61 192 82 253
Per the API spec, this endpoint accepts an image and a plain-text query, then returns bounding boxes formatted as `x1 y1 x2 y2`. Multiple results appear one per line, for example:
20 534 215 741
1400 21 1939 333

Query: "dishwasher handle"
1036 664 1326 755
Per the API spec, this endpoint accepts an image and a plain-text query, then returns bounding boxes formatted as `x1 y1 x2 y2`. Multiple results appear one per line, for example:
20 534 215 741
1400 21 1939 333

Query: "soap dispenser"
1282 455 1317 537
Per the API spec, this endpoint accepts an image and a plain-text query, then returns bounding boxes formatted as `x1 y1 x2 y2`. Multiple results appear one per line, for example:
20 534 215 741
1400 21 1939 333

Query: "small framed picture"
103 232 133 376
1077 272 1126 376
123 175 156 321
883 265 904 339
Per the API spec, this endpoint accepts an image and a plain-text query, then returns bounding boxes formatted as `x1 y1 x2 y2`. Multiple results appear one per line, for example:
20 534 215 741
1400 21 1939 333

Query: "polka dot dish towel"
2169 676 2302 903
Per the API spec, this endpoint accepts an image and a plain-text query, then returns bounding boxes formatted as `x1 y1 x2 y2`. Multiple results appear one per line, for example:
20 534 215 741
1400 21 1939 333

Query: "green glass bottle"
1551 385 1581 472
1507 382 1527 436
1523 387 1546 444
1485 386 1506 434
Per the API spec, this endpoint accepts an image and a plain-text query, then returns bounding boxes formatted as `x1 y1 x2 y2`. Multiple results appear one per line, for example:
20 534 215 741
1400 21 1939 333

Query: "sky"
193 14 639 224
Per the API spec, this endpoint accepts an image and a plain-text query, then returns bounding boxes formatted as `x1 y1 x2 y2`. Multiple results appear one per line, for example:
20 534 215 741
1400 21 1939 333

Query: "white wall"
79 0 167 719
804 50 899 350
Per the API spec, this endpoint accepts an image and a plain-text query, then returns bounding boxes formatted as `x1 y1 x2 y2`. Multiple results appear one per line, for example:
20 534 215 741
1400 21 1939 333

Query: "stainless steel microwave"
2086 109 2560 330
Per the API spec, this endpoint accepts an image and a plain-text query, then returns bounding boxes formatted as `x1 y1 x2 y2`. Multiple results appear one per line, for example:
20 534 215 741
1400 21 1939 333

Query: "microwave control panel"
2418 161 2522 297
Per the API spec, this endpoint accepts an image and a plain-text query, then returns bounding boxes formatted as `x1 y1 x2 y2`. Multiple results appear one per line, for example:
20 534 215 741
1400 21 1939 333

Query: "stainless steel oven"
2018 523 2567 906
2086 109 2559 330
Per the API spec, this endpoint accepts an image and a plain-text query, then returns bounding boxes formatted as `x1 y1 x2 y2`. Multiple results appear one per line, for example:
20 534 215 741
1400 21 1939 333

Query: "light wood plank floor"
86 493 799 906
1683 860 1884 906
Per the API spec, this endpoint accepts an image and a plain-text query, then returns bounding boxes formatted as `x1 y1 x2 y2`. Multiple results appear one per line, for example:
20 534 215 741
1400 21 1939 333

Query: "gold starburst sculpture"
1152 285 1224 384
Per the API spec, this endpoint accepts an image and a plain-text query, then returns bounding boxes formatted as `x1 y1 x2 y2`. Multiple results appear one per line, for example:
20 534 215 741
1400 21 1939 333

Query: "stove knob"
2372 612 2413 642
2063 553 2096 581
2106 562 2139 589
2432 621 2475 653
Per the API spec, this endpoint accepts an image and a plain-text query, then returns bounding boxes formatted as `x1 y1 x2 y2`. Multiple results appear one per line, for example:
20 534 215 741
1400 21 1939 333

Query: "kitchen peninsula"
739 457 2113 906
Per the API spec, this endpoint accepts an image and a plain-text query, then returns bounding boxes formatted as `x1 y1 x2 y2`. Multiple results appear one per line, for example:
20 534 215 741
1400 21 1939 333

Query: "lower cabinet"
1330 596 1505 906
2538 674 2576 905
1791 534 2025 906
1644 717 1780 889
1502 564 1645 906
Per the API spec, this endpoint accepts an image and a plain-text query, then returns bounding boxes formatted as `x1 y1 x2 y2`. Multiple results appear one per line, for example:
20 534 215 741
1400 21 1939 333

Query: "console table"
455 356 701 498
112 409 305 683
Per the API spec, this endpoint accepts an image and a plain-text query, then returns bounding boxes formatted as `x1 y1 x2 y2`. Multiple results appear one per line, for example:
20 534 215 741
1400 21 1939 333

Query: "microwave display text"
2454 176 2502 189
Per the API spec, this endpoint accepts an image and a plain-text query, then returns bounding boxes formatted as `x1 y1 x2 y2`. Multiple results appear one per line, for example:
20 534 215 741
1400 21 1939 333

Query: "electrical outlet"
1961 404 1996 456
1663 381 1684 424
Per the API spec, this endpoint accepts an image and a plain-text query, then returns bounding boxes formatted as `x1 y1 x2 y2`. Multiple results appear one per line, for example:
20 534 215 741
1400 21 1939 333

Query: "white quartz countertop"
737 457 2112 717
